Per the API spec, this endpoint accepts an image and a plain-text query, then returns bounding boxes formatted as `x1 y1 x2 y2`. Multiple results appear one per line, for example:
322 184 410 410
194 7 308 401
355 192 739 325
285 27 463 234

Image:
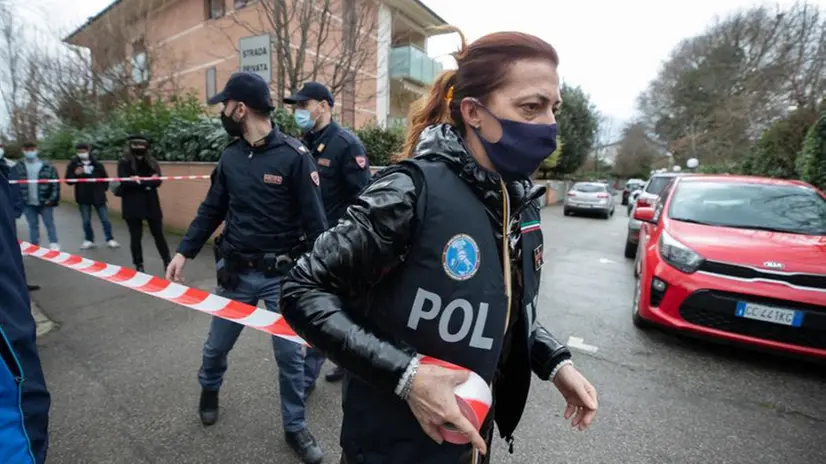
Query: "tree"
537 136 563 179
0 6 40 141
637 2 826 167
8 0 189 133
612 123 661 178
554 83 599 175
225 0 378 108
747 108 819 178
797 111 826 190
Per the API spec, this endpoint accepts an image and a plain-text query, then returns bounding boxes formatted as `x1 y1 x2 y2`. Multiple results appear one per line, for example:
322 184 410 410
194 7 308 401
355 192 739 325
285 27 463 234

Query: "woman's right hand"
406 364 488 455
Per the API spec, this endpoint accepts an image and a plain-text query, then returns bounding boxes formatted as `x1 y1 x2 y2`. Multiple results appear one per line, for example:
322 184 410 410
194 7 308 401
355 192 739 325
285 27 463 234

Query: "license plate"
735 302 803 327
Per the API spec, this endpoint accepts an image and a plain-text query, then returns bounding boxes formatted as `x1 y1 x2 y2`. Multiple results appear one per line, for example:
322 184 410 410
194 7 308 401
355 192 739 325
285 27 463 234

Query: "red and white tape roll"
418 357 493 445
9 175 211 184
19 241 493 441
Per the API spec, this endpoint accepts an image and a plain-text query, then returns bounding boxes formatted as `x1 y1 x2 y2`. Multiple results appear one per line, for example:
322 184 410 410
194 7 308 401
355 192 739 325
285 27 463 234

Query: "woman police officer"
280 28 598 463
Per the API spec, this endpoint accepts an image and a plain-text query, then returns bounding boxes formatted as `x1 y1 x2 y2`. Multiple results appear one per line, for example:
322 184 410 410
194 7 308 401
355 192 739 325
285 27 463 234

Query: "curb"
31 300 56 337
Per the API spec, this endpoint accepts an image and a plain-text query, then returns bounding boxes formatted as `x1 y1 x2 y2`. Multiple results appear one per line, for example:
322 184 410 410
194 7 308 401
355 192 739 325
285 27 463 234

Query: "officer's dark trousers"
125 217 170 267
339 446 492 464
198 270 326 432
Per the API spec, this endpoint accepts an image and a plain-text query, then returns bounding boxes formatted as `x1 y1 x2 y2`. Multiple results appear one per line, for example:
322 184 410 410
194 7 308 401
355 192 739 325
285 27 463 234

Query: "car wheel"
624 235 637 259
632 277 650 329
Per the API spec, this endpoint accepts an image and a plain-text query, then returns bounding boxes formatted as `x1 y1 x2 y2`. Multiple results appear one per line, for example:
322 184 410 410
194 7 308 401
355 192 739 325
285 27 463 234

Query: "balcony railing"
390 45 443 86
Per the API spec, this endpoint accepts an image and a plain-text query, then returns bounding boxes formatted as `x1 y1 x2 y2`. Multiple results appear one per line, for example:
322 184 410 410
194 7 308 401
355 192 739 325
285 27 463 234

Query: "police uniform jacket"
303 121 371 224
177 128 328 259
0 163 51 464
281 124 572 464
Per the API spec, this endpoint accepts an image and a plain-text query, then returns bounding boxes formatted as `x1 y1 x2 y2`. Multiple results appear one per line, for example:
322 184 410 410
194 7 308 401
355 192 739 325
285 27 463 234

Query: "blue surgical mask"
294 109 316 132
23 151 38 160
473 103 558 181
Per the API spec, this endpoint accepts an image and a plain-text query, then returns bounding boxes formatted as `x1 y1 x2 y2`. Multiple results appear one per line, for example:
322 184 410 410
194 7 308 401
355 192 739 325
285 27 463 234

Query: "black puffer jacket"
280 124 571 462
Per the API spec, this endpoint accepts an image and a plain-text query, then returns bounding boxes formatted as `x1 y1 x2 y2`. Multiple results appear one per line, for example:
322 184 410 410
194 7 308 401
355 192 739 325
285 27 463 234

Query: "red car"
632 175 826 359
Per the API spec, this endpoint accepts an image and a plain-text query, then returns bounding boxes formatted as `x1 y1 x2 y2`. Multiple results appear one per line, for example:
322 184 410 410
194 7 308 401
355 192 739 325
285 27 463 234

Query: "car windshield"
645 176 672 195
668 181 826 235
573 183 605 193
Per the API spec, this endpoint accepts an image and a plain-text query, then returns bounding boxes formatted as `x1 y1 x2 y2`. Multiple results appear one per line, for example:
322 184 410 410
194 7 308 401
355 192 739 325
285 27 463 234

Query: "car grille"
699 260 826 291
678 290 826 350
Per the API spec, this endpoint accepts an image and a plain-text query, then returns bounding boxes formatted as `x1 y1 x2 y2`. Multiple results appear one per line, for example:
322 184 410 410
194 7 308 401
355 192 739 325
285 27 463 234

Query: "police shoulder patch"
442 234 481 281
283 136 309 154
310 170 320 186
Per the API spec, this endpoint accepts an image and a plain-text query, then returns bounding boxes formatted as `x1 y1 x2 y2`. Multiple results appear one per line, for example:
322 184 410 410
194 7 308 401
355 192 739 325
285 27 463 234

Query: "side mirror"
633 206 657 223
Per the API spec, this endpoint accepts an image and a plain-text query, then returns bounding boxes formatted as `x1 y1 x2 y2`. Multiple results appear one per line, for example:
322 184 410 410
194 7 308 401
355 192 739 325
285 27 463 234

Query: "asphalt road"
22 203 826 464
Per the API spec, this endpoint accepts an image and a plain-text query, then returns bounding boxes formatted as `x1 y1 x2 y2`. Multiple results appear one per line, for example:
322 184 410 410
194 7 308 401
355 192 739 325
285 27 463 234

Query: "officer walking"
165 72 328 464
284 82 372 383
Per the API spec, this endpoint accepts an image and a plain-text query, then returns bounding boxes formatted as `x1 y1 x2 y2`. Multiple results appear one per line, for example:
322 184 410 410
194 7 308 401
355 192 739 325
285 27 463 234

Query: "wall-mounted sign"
239 34 272 83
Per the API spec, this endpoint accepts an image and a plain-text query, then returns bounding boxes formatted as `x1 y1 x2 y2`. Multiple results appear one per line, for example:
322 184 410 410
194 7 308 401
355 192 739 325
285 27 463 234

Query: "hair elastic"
445 85 455 105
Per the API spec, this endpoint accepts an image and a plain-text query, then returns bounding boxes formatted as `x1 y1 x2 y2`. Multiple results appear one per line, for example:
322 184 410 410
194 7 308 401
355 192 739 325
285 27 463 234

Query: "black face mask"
131 148 147 158
221 108 244 138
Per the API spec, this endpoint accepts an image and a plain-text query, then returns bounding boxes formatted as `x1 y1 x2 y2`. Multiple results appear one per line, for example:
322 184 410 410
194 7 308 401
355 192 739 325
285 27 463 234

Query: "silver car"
563 182 615 219
624 173 688 258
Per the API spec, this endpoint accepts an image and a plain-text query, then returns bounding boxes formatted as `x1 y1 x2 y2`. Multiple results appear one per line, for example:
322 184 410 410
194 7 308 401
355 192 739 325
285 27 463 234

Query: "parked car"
625 172 688 258
563 182 615 219
627 189 642 216
631 175 826 359
622 179 645 205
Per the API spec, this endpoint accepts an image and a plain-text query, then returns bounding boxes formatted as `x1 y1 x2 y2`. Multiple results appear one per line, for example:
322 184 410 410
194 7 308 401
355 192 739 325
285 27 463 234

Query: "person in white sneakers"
65 143 119 250
11 141 60 251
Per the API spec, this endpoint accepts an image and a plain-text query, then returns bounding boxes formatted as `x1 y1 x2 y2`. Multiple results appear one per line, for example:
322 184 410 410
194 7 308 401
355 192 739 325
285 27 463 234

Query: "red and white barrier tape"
9 175 211 184
18 241 491 444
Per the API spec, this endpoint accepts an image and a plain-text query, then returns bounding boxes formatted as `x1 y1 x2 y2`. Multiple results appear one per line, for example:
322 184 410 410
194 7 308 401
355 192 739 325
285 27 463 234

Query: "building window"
205 0 225 19
131 39 147 84
206 67 217 100
234 0 250 9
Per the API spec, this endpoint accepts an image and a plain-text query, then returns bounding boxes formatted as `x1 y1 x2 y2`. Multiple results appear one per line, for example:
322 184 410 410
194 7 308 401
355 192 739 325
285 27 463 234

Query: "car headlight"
658 230 704 273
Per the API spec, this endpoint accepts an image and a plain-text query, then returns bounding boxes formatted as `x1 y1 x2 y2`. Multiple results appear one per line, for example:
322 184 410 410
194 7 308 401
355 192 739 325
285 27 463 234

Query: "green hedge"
746 109 819 179
797 112 826 191
37 94 404 167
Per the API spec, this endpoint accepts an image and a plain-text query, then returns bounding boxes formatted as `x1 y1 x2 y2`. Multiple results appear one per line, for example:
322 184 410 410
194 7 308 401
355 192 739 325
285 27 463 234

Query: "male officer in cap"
166 72 328 464
284 82 371 383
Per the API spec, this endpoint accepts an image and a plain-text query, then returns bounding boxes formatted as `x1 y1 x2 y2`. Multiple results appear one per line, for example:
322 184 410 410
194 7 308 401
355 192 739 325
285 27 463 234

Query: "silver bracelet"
550 359 574 381
395 355 421 400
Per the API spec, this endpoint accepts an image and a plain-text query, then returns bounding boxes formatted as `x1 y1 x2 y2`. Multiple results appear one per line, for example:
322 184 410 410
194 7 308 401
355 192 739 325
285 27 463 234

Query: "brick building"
64 0 447 128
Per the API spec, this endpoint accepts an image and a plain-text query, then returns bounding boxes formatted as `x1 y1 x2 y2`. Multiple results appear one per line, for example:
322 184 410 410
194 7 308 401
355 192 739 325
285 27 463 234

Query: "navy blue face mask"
472 102 558 181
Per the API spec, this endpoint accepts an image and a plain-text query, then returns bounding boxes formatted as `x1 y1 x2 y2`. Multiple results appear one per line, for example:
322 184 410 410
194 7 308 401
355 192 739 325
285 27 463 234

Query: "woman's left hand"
552 364 598 431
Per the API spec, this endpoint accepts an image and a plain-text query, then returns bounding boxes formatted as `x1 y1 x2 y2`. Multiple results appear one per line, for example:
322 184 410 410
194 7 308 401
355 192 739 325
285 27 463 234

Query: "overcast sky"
29 0 826 136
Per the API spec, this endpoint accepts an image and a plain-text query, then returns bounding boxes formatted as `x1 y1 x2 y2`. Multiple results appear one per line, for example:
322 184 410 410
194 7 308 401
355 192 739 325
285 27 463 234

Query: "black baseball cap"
283 82 334 107
208 72 275 112
127 135 150 148
76 143 90 150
